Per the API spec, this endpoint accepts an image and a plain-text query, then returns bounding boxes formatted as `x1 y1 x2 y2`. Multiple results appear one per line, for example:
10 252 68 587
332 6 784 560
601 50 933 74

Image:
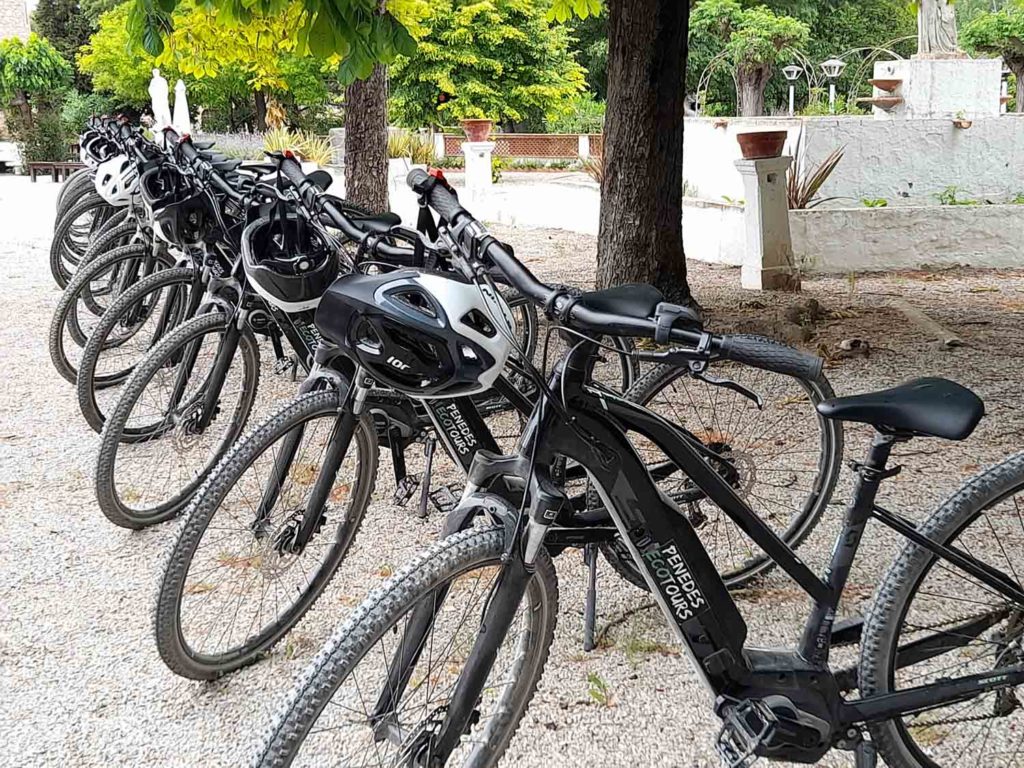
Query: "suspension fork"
291 376 369 551
428 471 564 763
194 317 244 432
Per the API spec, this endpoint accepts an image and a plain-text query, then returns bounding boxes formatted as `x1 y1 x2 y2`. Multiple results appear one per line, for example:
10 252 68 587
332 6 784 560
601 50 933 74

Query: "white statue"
173 79 192 134
148 68 172 130
917 0 960 56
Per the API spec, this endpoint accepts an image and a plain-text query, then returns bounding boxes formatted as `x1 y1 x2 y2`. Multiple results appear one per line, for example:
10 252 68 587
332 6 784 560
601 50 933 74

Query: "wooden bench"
28 161 57 182
27 161 86 182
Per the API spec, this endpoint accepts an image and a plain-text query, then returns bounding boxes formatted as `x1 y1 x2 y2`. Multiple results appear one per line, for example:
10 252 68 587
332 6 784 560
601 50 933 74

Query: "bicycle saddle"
816 377 984 440
350 211 402 235
576 284 664 318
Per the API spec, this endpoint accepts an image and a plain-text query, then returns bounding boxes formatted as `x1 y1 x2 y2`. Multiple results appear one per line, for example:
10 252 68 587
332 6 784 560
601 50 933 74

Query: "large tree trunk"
736 67 771 117
254 90 268 131
344 63 389 213
597 0 691 304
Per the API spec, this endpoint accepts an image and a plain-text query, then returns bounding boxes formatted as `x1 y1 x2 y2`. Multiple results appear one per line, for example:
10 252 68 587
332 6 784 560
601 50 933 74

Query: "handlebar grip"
406 169 467 223
717 334 824 381
279 156 307 189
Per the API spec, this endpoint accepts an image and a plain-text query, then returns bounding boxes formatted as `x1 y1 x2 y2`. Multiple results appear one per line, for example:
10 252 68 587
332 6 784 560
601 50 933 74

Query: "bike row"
44 117 1024 767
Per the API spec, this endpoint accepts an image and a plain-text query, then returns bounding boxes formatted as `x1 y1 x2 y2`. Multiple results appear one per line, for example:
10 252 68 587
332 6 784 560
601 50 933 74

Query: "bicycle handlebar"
405 169 824 380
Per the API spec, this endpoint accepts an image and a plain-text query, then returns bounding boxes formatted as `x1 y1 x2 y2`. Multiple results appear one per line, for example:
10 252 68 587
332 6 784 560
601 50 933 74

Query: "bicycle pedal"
393 475 421 507
429 485 459 514
273 356 297 376
715 698 776 768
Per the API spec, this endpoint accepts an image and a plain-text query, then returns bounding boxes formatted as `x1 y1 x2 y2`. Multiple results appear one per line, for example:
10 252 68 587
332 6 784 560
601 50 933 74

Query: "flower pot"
736 130 787 160
461 119 493 142
953 118 972 129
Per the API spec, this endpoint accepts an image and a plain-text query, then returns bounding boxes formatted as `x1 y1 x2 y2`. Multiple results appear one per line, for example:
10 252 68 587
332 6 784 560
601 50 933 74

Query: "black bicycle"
150 164 841 682
254 174 1024 768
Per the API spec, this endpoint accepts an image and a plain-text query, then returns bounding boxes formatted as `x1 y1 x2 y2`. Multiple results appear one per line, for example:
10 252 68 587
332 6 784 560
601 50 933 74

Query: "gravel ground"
2 175 1024 767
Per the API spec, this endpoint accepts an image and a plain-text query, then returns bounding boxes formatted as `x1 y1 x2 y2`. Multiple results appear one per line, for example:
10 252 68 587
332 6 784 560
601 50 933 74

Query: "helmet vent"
392 289 437 318
461 309 496 338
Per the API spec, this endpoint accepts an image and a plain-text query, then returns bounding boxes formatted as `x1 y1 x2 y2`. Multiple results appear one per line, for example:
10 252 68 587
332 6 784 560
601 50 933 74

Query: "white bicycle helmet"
94 154 140 207
316 269 517 398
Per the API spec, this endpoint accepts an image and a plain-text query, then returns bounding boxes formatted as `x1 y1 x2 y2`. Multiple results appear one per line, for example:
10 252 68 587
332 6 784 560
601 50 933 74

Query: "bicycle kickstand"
853 737 877 768
583 543 598 652
416 436 436 519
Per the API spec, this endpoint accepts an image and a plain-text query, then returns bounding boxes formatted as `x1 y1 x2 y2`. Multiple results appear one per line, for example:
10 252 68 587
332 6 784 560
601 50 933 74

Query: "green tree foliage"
690 0 808 115
0 34 72 125
566 8 608 99
79 1 337 128
126 0 415 83
389 0 586 128
32 0 94 88
962 2 1024 111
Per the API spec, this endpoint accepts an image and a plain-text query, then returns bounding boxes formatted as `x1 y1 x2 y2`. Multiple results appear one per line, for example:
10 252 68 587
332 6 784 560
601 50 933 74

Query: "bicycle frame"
417 338 1024 764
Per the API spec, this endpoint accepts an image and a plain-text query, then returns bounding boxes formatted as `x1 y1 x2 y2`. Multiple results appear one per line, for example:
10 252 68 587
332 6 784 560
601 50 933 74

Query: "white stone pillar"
462 141 495 200
433 132 447 162
578 134 590 159
734 156 798 291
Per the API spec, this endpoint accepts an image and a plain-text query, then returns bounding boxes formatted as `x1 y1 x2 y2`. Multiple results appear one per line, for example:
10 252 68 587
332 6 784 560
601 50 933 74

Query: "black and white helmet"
316 269 516 398
241 213 339 313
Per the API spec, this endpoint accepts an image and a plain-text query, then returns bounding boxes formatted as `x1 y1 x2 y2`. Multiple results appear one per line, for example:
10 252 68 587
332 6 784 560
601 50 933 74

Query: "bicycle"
254 172 1015 768
150 163 841 681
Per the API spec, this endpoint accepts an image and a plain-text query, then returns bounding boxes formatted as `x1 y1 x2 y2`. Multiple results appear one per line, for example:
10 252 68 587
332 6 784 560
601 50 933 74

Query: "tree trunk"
12 89 32 128
1009 62 1024 114
736 67 771 117
597 0 691 304
344 63 389 213
254 90 268 131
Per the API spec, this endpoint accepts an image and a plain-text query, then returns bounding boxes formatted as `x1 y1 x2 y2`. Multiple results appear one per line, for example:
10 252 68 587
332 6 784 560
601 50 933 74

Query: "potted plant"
736 130 788 159
460 113 494 142
952 110 972 129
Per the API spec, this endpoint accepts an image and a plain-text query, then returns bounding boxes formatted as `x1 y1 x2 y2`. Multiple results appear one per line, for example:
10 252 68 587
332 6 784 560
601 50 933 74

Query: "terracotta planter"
461 119 493 142
736 130 787 160
953 118 973 129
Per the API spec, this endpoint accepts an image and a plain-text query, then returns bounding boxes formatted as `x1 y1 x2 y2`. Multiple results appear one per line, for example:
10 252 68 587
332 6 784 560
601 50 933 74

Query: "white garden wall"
683 115 1024 207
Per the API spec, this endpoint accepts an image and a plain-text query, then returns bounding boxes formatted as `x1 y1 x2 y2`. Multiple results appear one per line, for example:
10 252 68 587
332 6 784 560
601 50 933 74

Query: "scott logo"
387 356 411 371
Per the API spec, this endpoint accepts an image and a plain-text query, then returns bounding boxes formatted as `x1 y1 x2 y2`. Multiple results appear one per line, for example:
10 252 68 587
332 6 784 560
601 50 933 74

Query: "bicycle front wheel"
254 525 558 768
95 311 260 528
154 389 378 679
861 451 1024 768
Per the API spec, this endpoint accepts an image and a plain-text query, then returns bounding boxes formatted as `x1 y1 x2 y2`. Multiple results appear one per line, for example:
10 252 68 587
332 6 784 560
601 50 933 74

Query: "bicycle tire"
600 361 843 590
861 450 1024 768
95 311 260 528
47 243 168 384
253 525 558 768
55 168 96 219
76 266 195 432
50 192 112 287
154 389 378 679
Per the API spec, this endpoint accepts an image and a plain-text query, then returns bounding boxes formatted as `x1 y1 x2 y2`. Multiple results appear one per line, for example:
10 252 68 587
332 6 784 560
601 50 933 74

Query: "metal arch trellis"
695 37 917 116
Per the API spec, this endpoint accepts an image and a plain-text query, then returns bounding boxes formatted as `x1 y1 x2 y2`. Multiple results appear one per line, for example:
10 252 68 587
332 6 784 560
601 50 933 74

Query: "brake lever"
690 369 764 410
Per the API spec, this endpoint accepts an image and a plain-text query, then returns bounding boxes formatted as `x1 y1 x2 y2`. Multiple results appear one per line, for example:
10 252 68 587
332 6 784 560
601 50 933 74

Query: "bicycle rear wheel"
50 193 114 288
154 389 378 679
254 525 558 768
601 361 843 589
76 266 196 432
48 243 171 384
861 451 1024 768
95 311 260 528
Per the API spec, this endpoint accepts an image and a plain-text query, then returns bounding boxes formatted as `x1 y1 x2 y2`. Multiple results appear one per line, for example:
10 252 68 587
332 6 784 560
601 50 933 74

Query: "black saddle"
816 377 984 440
575 284 702 331
349 211 402 235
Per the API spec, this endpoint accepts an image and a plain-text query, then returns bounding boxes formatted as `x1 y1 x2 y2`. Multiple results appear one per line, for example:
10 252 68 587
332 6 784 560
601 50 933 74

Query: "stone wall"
0 0 30 40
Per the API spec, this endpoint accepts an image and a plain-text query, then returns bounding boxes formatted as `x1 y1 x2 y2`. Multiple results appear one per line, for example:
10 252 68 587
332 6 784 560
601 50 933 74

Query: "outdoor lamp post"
820 58 847 114
782 64 802 116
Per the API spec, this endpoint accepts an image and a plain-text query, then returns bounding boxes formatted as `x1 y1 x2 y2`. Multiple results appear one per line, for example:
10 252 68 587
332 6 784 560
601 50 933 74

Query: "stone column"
578 134 590 159
433 132 447 162
462 141 495 201
734 156 798 291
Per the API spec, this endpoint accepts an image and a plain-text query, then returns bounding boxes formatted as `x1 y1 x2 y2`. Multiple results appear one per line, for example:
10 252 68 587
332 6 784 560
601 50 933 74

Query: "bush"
60 91 113 135
14 110 71 162
545 93 605 134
